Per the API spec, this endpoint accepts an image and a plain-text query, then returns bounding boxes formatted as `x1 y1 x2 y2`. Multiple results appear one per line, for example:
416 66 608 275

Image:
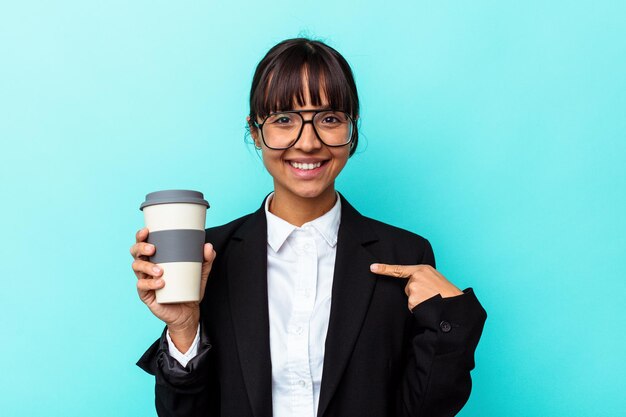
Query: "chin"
286 182 334 200
293 188 326 199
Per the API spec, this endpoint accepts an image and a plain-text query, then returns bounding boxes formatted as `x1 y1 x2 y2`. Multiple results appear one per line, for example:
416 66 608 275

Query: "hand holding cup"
132 189 212 351
131 228 216 351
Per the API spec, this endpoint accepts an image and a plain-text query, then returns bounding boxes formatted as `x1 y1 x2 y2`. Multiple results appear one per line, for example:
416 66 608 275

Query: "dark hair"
248 38 360 156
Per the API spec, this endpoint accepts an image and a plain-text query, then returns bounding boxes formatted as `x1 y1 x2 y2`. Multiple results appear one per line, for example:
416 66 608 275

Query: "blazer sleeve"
396 239 487 417
136 321 218 416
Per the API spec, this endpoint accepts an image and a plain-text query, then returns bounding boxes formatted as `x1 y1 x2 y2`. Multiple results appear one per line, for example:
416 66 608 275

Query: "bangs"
250 42 358 120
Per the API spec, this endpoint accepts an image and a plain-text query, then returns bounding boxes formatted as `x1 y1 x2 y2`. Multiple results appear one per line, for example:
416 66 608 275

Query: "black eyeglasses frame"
252 109 357 150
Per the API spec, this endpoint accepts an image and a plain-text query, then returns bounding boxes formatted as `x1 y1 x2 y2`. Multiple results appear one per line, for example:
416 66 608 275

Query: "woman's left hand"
370 263 463 311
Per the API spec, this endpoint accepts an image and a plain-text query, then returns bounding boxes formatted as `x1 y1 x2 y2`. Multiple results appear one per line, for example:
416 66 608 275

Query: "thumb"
201 243 216 277
199 243 216 301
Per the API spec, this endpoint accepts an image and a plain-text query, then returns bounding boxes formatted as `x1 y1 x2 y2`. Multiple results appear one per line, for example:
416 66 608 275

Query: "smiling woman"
132 37 487 417
250 100 353 224
245 39 360 224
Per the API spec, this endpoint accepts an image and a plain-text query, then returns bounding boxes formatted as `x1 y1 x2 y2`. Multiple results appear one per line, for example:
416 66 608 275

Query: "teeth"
290 161 322 170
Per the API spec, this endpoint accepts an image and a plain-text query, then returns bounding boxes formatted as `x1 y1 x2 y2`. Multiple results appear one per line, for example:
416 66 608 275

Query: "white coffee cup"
140 190 210 303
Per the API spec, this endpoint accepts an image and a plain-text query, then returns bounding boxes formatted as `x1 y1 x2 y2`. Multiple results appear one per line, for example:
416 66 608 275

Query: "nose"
294 119 323 152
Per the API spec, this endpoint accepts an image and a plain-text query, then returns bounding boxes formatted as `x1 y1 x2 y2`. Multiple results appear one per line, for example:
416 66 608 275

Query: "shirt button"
295 326 303 335
304 243 312 251
440 321 452 333
298 380 306 388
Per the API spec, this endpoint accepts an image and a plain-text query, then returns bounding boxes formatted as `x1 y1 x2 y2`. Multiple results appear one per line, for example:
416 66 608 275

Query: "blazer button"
440 321 452 333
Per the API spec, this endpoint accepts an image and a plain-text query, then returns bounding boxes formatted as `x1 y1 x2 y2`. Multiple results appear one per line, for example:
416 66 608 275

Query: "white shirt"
167 193 341 417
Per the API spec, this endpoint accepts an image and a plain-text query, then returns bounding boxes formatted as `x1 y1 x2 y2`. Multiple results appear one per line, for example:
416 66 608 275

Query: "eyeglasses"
253 109 356 150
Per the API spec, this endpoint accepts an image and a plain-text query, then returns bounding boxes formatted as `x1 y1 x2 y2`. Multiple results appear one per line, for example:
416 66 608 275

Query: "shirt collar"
265 192 342 252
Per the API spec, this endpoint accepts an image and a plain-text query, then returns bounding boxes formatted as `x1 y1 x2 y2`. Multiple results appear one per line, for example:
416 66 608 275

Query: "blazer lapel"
227 202 273 417
317 195 380 417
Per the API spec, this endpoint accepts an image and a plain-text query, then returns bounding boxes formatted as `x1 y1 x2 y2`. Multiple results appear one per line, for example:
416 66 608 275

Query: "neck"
269 186 338 227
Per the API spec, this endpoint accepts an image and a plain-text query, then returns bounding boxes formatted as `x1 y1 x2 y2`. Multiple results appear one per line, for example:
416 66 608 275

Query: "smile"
289 161 323 170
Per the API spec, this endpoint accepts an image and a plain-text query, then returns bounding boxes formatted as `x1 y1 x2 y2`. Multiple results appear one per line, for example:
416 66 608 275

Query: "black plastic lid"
140 189 210 211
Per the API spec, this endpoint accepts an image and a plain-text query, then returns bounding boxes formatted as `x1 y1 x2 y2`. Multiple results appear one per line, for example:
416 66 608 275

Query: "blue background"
1 1 624 416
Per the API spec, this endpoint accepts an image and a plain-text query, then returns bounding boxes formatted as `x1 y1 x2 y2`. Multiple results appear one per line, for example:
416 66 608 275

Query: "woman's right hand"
130 227 216 351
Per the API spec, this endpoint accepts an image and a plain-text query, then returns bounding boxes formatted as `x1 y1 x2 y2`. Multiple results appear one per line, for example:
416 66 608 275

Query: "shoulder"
340 193 430 247
361 213 429 247
361 214 434 263
339 194 434 265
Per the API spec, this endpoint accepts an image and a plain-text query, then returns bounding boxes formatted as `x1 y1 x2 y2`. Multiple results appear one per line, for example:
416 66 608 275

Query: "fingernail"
153 266 161 274
155 279 164 286
370 264 378 272
146 244 154 252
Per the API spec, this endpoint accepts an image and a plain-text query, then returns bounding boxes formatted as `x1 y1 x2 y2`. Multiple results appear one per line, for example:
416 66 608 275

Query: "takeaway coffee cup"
140 190 210 303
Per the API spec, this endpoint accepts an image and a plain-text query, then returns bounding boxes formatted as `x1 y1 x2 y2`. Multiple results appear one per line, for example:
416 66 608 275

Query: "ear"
247 116 262 148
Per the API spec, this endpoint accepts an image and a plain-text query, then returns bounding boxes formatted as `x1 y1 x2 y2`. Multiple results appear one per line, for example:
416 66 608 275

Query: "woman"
132 38 487 417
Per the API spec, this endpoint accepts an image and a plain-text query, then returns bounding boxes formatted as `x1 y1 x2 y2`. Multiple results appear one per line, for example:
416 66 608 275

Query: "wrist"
167 320 199 354
441 284 463 298
167 313 200 346
167 309 199 334
167 311 199 333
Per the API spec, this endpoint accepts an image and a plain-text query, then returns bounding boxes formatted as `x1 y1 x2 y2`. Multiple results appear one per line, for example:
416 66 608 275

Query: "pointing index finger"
370 263 413 278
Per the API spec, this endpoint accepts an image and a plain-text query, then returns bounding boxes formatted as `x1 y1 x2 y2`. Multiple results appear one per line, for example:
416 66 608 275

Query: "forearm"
136 322 218 416
397 288 487 417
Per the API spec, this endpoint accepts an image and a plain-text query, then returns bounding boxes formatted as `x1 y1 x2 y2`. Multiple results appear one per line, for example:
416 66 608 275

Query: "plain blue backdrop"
1 1 624 416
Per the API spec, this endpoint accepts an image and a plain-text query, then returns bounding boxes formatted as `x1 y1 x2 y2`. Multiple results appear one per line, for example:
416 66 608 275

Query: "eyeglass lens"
262 111 353 149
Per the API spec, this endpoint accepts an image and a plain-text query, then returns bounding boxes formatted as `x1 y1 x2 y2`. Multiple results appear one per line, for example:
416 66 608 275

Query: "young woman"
132 38 487 417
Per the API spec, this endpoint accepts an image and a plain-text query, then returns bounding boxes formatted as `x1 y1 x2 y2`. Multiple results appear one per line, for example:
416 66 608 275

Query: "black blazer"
137 194 487 417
